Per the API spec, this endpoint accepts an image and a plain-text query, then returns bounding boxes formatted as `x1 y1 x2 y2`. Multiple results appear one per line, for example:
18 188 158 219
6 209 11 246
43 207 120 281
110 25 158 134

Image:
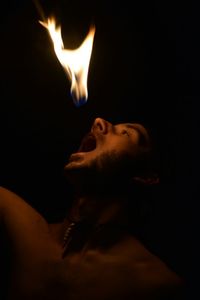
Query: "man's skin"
0 118 184 299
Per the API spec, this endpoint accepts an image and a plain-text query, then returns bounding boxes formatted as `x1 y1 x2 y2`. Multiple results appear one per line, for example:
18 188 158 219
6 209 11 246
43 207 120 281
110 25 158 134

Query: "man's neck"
68 194 129 226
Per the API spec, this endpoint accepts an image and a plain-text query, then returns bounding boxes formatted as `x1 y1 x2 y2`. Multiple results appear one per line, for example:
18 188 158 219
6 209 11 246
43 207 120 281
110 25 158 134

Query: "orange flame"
40 18 95 107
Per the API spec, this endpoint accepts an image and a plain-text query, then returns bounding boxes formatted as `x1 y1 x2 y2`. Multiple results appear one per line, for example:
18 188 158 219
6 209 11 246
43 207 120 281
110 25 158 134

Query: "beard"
65 150 135 196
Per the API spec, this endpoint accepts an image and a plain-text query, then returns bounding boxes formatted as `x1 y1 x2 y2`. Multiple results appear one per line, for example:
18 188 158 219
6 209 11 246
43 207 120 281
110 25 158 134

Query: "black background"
0 1 198 298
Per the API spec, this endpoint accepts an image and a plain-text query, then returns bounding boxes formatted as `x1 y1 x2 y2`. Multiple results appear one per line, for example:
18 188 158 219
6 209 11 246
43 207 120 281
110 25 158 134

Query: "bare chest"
59 250 139 300
10 242 173 300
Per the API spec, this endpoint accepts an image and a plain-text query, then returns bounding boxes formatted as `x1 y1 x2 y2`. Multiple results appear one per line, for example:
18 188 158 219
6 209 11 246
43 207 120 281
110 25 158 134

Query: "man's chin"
64 162 81 185
64 160 94 189
64 161 81 172
64 153 83 169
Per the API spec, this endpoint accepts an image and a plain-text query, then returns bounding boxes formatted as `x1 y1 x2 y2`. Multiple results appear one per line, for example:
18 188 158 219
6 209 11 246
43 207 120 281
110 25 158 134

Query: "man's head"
64 117 158 194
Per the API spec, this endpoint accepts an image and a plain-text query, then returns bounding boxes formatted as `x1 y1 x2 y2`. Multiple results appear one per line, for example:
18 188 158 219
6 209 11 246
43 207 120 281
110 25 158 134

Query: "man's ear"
132 173 160 186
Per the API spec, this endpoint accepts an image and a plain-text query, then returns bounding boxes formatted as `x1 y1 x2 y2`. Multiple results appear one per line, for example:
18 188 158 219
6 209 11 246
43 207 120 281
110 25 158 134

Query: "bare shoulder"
0 186 59 258
128 237 185 300
0 185 36 209
0 186 47 227
138 257 185 299
106 234 185 300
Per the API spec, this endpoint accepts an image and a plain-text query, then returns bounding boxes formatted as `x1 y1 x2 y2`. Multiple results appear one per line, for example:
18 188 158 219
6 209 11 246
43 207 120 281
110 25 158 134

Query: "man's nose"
91 118 112 134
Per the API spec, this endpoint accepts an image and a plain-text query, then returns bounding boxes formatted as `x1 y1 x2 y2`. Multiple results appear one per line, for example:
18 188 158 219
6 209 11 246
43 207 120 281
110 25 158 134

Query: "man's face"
64 118 151 186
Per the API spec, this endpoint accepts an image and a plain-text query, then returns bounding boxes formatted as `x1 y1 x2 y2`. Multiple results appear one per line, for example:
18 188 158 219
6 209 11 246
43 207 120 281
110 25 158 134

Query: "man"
0 117 184 299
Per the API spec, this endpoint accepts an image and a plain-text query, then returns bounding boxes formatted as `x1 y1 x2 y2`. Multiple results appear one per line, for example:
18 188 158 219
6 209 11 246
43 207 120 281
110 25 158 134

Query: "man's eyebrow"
125 124 147 145
126 124 142 133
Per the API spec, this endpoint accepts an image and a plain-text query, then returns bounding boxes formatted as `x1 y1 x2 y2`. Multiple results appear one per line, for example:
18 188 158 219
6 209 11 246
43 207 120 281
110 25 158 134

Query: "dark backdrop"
0 1 198 299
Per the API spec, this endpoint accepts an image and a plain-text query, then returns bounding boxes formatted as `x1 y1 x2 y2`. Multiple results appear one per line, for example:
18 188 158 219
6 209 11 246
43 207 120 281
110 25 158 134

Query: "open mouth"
77 132 97 153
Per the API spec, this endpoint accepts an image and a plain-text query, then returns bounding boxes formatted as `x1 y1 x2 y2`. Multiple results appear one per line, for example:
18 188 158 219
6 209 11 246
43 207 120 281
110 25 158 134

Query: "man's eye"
122 130 129 136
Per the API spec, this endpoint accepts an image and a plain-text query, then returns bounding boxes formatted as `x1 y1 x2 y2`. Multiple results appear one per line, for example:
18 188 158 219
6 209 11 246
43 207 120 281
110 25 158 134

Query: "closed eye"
125 124 148 146
121 130 130 136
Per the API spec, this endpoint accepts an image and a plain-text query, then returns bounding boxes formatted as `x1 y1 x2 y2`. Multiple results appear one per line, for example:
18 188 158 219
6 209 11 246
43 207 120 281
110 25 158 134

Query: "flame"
39 18 95 107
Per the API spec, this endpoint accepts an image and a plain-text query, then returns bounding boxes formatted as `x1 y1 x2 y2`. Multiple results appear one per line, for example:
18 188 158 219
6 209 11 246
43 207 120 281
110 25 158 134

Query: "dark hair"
141 121 174 185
